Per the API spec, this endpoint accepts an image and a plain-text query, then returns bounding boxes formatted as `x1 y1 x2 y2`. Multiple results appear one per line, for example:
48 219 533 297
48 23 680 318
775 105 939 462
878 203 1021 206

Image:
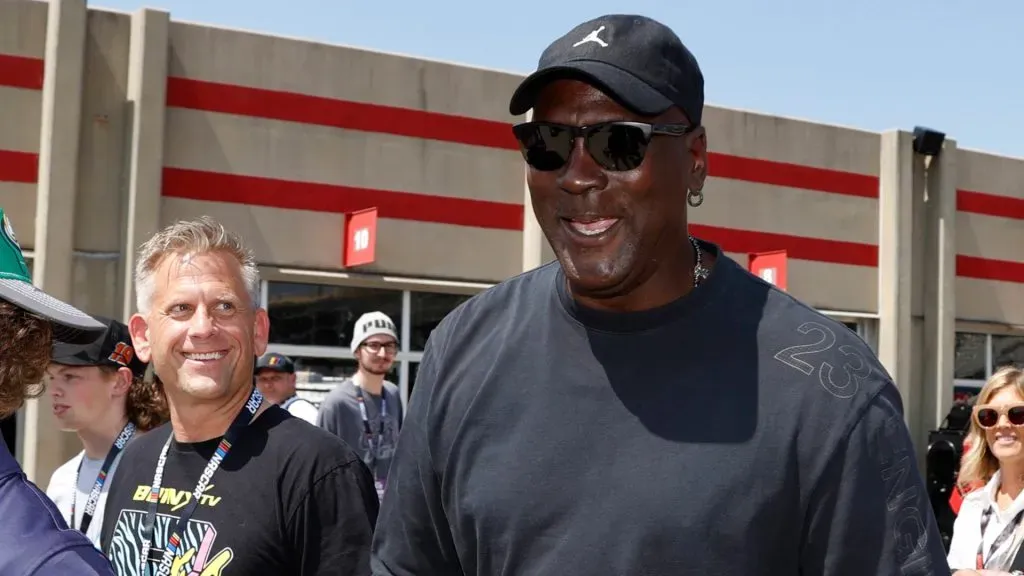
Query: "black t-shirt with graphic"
100 404 379 576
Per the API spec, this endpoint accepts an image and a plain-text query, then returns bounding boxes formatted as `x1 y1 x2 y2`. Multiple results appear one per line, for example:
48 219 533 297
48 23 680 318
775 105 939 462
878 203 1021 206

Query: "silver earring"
687 188 704 208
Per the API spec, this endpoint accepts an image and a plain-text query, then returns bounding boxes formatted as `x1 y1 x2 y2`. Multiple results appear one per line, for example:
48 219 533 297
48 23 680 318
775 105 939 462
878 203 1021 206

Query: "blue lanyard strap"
138 386 263 576
71 421 136 535
353 384 387 463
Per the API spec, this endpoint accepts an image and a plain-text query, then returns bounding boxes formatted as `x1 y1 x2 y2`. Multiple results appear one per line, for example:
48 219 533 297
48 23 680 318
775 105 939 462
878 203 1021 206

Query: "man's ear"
113 366 133 397
688 127 708 191
128 314 151 363
253 308 270 358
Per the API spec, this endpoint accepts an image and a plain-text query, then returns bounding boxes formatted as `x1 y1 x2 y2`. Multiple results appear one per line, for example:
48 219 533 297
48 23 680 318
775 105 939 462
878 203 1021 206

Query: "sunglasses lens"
513 124 572 171
978 408 999 428
587 124 651 171
1009 407 1024 426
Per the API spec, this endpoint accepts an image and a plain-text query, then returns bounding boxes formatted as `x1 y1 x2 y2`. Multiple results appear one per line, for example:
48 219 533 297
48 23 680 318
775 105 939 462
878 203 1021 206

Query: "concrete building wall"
0 0 47 244
0 0 1022 483
697 106 881 314
160 21 527 282
955 148 1024 326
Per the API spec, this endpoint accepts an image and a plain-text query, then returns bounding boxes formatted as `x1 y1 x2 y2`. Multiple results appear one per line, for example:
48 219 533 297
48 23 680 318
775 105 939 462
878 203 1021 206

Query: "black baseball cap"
51 316 148 379
509 14 705 125
256 352 295 374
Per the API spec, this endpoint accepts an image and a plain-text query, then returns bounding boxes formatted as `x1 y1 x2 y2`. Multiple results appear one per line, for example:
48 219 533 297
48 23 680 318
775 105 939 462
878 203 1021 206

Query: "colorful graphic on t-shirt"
107 484 234 576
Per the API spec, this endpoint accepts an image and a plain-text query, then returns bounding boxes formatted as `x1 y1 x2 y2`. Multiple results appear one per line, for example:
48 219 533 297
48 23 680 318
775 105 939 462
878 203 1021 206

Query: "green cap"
0 208 105 343
0 209 31 282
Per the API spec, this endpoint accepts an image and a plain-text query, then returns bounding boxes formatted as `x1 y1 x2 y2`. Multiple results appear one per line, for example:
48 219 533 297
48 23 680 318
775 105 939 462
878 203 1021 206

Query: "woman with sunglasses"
948 366 1024 575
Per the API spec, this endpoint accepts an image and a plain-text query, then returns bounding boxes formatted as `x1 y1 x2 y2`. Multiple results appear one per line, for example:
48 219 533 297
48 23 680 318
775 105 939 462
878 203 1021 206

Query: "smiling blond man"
99 217 378 576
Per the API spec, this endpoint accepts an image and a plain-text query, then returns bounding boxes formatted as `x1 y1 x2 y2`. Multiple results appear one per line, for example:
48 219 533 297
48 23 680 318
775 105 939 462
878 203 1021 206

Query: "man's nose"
188 306 217 338
557 138 606 195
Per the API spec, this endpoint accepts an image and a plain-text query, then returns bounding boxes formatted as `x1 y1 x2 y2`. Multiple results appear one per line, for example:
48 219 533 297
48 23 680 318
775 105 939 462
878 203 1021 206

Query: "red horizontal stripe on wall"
166 77 521 151
162 167 524 231
167 77 877 196
0 150 38 183
0 54 44 90
957 189 1024 221
708 153 878 198
957 255 1024 284
689 224 878 267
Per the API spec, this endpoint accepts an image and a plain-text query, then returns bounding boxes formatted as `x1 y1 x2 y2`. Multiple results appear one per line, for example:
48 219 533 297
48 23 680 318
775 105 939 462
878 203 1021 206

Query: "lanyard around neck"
977 502 1024 569
138 385 263 576
71 421 136 535
353 383 386 454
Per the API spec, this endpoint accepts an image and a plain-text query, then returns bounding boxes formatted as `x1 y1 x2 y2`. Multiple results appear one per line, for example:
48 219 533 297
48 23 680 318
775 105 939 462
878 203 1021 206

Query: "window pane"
993 335 1024 372
955 332 987 380
292 357 400 408
954 384 981 404
408 361 420 403
267 282 402 347
410 291 473 351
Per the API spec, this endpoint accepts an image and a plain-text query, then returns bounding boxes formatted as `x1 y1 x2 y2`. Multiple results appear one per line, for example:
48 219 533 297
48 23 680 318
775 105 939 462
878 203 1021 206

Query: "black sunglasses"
511 121 694 172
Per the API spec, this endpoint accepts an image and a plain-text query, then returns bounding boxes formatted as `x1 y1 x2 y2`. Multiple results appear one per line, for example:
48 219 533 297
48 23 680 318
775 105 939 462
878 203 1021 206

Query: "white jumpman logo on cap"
572 25 609 48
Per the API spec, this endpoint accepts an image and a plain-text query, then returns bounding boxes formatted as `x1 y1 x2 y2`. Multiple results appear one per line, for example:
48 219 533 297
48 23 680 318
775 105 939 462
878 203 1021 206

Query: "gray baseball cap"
0 208 105 344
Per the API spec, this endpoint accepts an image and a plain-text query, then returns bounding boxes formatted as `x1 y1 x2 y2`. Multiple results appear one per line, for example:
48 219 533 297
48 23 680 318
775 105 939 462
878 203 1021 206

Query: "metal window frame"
953 326 1024 381
259 273 481 405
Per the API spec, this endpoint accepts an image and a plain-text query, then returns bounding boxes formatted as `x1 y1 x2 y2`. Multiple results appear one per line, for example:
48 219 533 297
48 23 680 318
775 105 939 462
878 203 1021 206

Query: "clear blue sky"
95 0 1024 159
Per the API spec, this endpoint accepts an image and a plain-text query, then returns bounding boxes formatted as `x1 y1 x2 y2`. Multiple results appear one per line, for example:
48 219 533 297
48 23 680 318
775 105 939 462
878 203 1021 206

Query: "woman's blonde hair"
959 366 1024 489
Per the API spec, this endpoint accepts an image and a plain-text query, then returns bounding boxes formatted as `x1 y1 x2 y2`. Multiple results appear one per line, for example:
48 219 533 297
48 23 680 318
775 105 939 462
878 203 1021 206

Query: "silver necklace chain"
689 235 710 287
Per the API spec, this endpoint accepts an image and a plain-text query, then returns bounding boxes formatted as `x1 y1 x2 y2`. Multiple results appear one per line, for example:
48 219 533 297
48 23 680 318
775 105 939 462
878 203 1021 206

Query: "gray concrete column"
920 138 958 440
23 0 87 483
120 8 169 320
877 130 917 430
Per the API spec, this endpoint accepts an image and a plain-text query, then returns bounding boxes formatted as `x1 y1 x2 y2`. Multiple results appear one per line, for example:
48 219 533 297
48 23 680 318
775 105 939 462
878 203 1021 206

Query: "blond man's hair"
134 217 260 314
958 366 1024 489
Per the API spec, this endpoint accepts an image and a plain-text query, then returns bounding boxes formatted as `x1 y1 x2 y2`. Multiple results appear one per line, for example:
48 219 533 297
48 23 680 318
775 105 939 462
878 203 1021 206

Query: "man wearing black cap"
255 352 318 424
371 15 947 576
0 208 115 573
45 316 167 548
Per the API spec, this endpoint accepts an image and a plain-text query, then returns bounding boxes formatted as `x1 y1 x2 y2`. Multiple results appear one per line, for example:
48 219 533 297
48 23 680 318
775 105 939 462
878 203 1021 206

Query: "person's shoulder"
122 421 171 456
429 261 559 352
732 262 893 402
721 256 900 436
51 451 84 479
263 406 363 466
319 378 355 406
0 466 112 574
383 380 400 396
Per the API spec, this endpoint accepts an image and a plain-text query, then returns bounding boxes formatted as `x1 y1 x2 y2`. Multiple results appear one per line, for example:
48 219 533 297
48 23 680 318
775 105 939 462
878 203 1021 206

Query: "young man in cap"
255 352 318 424
371 15 948 576
0 208 115 573
318 311 404 502
45 316 168 548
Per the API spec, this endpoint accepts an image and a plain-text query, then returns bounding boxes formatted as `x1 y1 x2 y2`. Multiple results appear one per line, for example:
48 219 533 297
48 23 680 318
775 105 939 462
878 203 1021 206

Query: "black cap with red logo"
50 316 148 379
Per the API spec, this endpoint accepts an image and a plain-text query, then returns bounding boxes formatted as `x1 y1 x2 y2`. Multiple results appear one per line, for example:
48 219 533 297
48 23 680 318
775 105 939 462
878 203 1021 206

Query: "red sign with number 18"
344 208 378 267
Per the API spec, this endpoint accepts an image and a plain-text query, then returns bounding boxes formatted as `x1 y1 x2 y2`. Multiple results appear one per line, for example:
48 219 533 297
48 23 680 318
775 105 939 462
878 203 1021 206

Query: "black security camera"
912 126 946 156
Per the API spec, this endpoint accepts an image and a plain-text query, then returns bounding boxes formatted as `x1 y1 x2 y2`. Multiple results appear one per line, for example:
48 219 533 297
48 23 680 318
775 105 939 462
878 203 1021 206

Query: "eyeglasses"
511 121 694 172
362 341 398 355
973 404 1024 428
